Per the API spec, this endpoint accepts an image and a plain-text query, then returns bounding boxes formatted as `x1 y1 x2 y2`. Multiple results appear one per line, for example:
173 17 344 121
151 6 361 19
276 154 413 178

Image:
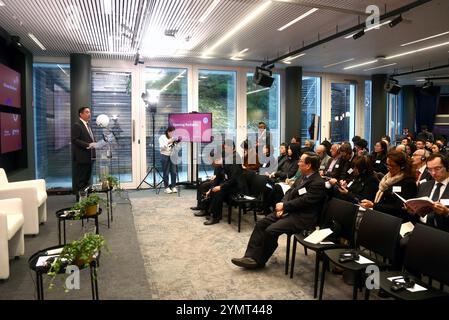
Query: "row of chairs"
284 197 449 300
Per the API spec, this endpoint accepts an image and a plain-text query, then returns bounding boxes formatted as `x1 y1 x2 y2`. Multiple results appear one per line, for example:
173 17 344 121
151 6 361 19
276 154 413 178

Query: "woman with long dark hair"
159 126 178 194
371 140 388 174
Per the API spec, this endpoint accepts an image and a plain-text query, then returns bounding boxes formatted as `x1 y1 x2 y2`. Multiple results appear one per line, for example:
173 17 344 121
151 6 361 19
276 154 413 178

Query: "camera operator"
159 126 179 194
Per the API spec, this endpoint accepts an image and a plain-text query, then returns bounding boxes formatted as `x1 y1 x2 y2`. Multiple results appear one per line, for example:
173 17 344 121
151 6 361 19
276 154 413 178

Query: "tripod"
137 108 164 191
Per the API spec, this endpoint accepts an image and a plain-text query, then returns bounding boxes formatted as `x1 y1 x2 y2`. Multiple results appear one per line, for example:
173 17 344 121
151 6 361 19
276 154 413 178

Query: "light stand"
137 103 164 191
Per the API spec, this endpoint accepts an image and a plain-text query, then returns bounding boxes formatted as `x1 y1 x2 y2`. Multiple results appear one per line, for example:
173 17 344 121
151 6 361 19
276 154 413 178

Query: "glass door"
91 70 134 187
329 82 356 143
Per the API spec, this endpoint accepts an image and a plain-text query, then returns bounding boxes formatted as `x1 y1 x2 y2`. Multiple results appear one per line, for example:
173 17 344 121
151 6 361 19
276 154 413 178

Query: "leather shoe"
194 211 208 217
190 206 201 210
231 257 260 269
204 218 220 225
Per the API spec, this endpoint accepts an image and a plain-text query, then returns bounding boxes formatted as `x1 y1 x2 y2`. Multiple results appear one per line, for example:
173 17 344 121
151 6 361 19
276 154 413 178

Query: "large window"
246 73 281 154
330 83 356 143
144 67 188 182
301 77 321 145
364 80 372 149
34 63 71 189
198 69 236 178
387 92 404 144
91 71 133 184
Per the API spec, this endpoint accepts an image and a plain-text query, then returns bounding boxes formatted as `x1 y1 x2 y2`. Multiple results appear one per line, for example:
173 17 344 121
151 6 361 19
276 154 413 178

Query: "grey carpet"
0 192 151 300
129 189 367 300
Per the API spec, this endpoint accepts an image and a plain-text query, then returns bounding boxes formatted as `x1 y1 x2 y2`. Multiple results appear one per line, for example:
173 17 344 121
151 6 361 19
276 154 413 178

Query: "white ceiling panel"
0 0 448 82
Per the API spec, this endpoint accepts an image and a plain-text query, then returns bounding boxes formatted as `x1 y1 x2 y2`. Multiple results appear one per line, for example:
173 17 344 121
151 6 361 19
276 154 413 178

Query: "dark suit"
373 176 417 221
417 168 433 185
417 180 449 232
208 152 245 220
324 156 344 179
72 119 95 195
244 171 326 265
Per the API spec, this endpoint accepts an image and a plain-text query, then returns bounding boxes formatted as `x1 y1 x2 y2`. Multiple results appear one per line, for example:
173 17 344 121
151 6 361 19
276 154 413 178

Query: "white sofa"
0 168 47 235
0 198 25 279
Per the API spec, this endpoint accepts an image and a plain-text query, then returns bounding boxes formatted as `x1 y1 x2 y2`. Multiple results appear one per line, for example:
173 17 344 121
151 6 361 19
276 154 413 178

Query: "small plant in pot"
71 193 103 219
47 233 106 290
100 174 119 190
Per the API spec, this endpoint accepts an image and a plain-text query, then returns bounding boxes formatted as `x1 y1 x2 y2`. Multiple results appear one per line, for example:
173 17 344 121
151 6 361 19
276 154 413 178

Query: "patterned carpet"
129 189 357 300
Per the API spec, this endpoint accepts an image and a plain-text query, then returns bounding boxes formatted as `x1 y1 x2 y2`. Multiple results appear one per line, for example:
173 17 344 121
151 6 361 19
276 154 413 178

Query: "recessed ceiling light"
386 41 449 59
203 0 272 55
278 8 318 31
345 20 391 39
363 63 397 71
416 79 426 82
323 58 355 68
103 0 112 15
230 48 249 60
199 0 220 23
343 60 378 70
28 33 46 50
0 1 5 7
401 31 449 47
282 53 305 63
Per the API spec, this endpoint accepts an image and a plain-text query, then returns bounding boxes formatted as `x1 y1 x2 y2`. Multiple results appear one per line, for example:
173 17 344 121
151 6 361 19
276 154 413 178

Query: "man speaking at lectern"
72 106 97 200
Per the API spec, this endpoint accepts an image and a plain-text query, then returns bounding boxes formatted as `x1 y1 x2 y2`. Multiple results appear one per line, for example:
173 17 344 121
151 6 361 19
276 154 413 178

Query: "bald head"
316 145 327 159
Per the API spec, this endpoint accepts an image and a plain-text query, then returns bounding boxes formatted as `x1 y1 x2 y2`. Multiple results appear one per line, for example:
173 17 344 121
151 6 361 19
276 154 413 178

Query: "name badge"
298 188 307 196
419 179 427 184
347 168 354 174
440 199 449 206
347 181 354 188
392 186 402 193
262 163 268 168
335 164 340 169
225 174 228 180
375 160 381 164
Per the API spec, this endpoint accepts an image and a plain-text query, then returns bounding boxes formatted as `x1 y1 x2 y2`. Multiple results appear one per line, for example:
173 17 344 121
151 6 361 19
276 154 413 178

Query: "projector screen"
0 112 22 154
168 113 213 143
0 63 21 109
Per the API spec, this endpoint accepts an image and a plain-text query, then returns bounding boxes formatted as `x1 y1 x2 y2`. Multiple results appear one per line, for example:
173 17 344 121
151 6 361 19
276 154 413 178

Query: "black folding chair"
367 223 449 300
289 198 358 298
319 209 402 300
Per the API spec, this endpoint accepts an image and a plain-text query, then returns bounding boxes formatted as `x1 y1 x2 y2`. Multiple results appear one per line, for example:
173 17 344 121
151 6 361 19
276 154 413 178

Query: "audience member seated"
191 153 225 216
333 156 379 204
354 138 369 156
415 138 426 150
203 140 245 226
259 145 277 176
266 144 300 182
316 144 330 173
416 125 434 143
231 152 326 269
407 153 449 232
370 140 388 175
323 144 342 179
411 149 432 186
360 150 417 222
301 139 315 154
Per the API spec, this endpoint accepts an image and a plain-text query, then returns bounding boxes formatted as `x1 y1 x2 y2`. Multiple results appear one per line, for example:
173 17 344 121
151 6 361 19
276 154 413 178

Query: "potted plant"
71 193 103 218
100 174 119 190
47 233 106 289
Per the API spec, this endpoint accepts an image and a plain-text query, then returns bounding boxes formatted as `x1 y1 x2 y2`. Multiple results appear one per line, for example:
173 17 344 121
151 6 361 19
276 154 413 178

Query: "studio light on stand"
137 89 164 191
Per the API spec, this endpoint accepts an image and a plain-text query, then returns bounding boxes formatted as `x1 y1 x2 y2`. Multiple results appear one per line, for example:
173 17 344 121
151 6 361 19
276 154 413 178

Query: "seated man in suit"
408 153 449 232
411 149 432 186
231 152 326 269
203 140 245 226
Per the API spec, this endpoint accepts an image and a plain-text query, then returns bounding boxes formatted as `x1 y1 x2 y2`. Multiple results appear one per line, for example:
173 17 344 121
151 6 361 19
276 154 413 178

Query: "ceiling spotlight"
353 29 365 40
389 15 403 28
10 35 22 47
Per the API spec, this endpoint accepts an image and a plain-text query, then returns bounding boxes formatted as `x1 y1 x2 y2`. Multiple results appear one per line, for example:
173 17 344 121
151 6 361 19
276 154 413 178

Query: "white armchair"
0 198 25 279
0 168 47 235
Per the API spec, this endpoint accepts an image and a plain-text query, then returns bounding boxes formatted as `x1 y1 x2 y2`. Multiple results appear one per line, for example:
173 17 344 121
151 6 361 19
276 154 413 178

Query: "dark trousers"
208 191 232 220
161 154 177 188
244 213 309 266
196 180 214 208
74 162 93 198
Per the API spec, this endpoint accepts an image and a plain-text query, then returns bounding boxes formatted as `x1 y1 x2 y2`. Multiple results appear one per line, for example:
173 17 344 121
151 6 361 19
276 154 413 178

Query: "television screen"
0 63 21 109
168 113 213 143
0 112 22 154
